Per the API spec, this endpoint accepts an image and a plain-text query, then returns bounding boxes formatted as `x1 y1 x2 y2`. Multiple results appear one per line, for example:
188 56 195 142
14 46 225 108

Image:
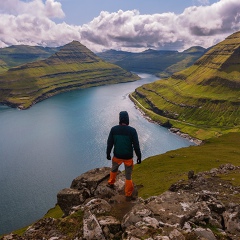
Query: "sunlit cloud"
0 0 239 52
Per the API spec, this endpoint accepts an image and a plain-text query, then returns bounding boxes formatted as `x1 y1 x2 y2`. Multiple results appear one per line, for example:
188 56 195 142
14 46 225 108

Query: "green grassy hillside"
134 132 240 198
0 59 8 74
0 45 58 72
132 31 240 139
0 41 139 109
97 47 206 77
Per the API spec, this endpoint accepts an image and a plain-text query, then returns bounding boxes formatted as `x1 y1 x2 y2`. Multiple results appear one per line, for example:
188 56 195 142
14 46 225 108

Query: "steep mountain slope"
0 45 58 72
131 31 240 139
0 41 139 109
97 47 206 77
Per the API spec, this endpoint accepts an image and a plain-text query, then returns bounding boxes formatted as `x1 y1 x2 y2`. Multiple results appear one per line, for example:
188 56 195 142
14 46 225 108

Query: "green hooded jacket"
106 111 141 160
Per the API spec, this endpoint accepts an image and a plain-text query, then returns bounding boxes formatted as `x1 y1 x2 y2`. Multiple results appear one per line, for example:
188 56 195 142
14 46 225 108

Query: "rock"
188 170 194 179
121 203 152 229
194 227 217 240
71 167 111 193
223 206 240 235
83 198 111 214
83 210 106 240
57 167 125 215
57 187 90 216
169 229 185 240
3 165 240 240
98 216 121 236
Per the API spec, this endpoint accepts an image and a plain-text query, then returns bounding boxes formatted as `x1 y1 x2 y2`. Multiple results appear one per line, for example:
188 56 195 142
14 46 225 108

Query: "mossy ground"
133 132 240 199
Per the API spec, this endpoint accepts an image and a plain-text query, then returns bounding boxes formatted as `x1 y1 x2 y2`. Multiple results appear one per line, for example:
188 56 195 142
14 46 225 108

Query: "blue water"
0 73 195 234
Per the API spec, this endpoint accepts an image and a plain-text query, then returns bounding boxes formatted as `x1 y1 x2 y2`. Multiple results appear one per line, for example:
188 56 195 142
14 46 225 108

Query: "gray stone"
223 208 240 234
98 216 121 235
122 203 152 229
83 210 106 240
71 167 111 194
57 187 90 215
169 229 185 240
194 227 217 240
83 198 111 214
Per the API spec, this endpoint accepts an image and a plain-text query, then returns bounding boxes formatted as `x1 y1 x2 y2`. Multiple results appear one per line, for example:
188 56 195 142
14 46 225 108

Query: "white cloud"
0 0 239 52
80 0 240 52
0 0 64 19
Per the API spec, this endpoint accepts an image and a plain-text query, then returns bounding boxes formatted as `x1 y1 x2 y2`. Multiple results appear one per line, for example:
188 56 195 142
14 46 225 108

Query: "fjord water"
0 73 195 234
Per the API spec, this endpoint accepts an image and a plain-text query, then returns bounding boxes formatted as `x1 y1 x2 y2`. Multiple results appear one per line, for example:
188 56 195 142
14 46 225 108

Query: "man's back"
107 124 140 159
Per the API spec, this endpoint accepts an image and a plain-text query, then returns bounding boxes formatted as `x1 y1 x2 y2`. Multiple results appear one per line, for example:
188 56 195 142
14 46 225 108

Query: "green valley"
97 46 206 77
131 31 240 140
0 41 140 109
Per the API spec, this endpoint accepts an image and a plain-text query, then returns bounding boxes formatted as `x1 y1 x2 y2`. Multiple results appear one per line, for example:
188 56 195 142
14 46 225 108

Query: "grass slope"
132 31 240 140
133 132 240 198
0 45 58 72
0 41 139 109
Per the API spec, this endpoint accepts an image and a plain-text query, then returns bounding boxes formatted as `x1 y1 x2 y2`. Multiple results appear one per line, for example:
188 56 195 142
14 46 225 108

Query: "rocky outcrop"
2 164 240 240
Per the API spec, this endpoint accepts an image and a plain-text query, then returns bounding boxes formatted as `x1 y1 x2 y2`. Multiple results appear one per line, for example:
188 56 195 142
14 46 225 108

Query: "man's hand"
137 158 141 164
107 155 111 160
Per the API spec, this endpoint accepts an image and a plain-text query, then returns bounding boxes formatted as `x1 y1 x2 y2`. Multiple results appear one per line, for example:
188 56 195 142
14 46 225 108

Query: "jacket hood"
119 111 129 125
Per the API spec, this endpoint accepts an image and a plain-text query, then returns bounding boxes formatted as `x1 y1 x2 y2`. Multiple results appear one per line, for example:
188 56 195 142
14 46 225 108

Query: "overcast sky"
0 0 239 52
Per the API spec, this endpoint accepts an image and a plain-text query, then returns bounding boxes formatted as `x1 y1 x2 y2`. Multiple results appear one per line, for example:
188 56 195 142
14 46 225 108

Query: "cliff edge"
2 164 240 240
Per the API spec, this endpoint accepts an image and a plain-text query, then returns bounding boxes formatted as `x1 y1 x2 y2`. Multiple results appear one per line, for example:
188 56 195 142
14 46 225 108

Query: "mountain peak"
182 46 206 54
47 41 101 64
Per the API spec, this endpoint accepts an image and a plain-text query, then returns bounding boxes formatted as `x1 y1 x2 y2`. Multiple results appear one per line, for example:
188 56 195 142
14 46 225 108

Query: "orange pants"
108 156 134 197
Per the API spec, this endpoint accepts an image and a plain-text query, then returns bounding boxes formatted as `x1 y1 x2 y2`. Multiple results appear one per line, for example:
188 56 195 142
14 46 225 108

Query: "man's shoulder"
111 125 120 130
126 125 137 132
111 125 137 132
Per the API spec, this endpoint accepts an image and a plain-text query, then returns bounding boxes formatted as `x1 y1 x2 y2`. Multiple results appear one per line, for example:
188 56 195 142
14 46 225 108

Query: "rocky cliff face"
2 164 240 240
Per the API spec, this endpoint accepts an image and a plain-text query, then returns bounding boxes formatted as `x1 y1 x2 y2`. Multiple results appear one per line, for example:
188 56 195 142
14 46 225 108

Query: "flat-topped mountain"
131 31 240 139
97 47 207 77
0 41 139 109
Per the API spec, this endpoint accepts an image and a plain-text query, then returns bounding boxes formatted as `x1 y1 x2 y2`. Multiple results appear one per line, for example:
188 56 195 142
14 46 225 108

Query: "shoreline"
129 93 203 146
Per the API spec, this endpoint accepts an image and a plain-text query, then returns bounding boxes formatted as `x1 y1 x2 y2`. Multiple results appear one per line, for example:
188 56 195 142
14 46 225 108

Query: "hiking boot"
107 183 115 189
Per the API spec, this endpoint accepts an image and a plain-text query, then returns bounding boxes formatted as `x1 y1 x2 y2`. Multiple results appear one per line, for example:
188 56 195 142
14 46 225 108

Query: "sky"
0 0 240 52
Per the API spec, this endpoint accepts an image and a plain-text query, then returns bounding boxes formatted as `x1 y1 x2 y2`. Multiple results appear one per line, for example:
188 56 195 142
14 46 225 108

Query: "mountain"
0 41 140 109
97 47 207 77
0 45 58 73
131 31 240 139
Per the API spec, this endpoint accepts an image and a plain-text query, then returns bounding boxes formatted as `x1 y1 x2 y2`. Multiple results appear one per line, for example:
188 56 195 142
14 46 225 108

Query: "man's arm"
106 128 114 159
132 129 141 162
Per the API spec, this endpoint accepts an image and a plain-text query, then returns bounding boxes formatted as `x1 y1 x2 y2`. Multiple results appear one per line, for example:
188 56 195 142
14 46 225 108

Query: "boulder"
83 209 106 240
194 227 217 240
71 167 111 193
57 187 90 216
223 206 240 234
83 198 111 215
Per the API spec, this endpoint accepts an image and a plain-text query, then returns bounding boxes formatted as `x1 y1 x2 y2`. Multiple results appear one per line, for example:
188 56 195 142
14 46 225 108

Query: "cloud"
0 0 239 52
0 0 64 18
80 0 240 52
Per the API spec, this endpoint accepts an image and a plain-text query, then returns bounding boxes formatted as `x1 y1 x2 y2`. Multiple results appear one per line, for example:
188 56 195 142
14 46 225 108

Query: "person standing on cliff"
106 111 142 201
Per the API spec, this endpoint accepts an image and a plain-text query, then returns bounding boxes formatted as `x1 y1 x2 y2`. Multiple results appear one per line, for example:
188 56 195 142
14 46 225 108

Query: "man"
106 111 142 201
